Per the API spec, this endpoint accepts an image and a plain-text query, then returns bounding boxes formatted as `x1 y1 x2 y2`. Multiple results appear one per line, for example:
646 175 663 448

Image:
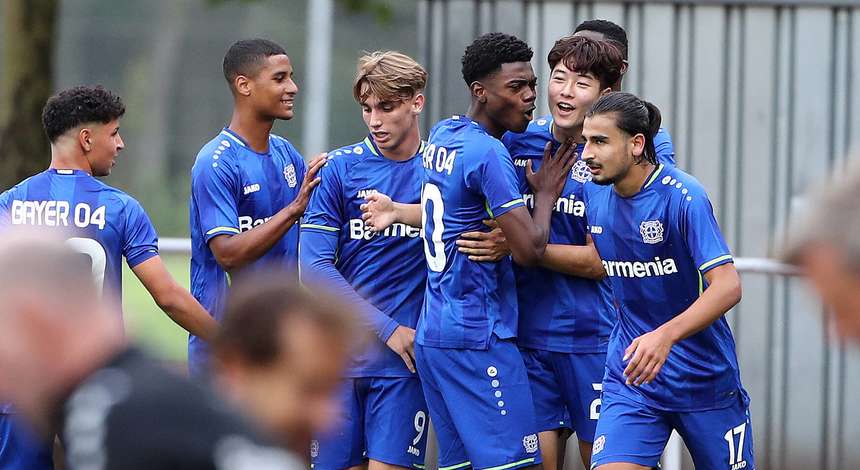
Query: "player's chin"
275 109 295 120
590 174 612 185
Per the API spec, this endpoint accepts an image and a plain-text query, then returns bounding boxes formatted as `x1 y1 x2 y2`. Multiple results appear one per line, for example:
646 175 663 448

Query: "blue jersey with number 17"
418 116 525 350
585 164 747 412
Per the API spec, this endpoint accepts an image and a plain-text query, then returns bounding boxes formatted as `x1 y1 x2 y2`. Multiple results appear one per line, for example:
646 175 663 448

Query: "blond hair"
353 51 427 103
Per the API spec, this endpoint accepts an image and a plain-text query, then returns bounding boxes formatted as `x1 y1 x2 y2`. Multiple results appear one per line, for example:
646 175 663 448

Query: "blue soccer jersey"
0 169 159 415
300 137 426 377
188 128 306 372
585 164 746 412
418 116 525 350
653 127 676 166
502 117 615 353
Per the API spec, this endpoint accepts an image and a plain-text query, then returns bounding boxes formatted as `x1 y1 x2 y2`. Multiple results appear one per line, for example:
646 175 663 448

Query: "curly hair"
41 85 125 143
461 32 533 85
353 50 427 103
546 35 624 89
574 19 629 60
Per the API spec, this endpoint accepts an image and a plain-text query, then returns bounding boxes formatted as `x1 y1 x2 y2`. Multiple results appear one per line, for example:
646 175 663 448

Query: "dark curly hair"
546 35 624 89
461 32 533 85
41 86 125 143
223 38 287 90
574 19 628 60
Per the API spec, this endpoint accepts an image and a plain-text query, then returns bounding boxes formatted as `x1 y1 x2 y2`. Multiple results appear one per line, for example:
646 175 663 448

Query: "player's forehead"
257 54 292 76
494 61 536 83
583 113 619 136
551 62 596 80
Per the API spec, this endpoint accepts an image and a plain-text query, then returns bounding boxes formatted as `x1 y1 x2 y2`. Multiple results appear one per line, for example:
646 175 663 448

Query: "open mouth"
556 102 575 114
524 106 536 120
372 132 390 143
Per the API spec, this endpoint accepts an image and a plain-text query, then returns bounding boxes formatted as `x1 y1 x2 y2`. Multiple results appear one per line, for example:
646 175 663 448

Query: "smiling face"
360 89 423 156
84 119 124 177
547 62 608 133
246 54 299 121
479 61 537 134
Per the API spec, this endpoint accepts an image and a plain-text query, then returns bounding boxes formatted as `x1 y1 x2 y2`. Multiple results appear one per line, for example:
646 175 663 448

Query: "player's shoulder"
324 138 376 172
268 133 304 162
193 130 241 170
1 170 46 198
652 164 708 202
502 116 552 156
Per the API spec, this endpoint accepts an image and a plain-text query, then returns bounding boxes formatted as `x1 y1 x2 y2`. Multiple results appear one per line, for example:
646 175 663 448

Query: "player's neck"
551 122 583 145
614 161 656 198
378 126 421 161
228 109 275 153
466 106 505 139
49 145 93 174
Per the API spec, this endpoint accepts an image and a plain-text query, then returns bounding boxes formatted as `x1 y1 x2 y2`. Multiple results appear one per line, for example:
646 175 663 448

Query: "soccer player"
574 19 676 165
0 232 308 470
456 35 623 470
581 92 753 469
0 85 219 469
363 33 578 470
189 38 325 376
298 51 430 470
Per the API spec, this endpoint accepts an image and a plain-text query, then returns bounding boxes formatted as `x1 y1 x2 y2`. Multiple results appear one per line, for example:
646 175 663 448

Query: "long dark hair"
587 92 661 165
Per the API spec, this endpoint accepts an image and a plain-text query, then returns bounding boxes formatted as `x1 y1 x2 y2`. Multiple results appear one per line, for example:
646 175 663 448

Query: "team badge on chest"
283 164 297 188
640 220 664 244
570 159 592 183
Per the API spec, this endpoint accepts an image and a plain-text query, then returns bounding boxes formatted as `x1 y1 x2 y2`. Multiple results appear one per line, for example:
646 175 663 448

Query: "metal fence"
159 237 851 469
415 0 860 468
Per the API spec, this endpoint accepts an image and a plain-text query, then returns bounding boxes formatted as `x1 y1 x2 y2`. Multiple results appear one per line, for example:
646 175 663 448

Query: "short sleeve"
681 190 733 274
466 144 525 218
122 198 159 268
654 128 676 166
0 189 12 229
192 156 240 243
301 158 344 233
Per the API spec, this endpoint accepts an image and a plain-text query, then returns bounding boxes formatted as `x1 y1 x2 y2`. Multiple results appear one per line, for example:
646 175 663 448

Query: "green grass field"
122 254 191 363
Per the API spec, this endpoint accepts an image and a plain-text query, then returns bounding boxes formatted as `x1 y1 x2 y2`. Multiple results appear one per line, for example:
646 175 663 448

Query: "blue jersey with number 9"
418 116 525 350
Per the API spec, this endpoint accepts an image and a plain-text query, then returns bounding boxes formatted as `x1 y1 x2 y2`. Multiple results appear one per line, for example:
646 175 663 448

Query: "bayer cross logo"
310 439 319 458
523 434 538 454
640 220 664 244
593 435 605 455
283 164 297 188
570 159 592 183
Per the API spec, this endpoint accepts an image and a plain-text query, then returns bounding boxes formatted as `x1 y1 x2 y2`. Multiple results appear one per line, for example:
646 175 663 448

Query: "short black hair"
223 38 287 89
574 19 628 60
461 33 533 85
546 35 624 89
41 86 125 143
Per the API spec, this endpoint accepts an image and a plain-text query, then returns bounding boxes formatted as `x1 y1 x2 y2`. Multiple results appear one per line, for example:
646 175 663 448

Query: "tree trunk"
0 0 58 190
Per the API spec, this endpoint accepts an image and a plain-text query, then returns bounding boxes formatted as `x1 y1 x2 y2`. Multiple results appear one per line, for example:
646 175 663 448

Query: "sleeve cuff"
377 317 399 343
126 248 159 269
698 254 734 273
203 226 240 243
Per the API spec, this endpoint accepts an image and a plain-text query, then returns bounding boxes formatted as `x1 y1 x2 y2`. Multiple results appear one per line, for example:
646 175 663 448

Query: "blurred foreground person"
212 274 362 456
783 159 860 343
0 230 303 470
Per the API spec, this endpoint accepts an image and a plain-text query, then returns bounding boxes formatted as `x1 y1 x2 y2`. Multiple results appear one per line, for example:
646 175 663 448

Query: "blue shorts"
415 336 542 470
520 348 605 442
0 414 53 470
312 376 428 469
591 391 755 469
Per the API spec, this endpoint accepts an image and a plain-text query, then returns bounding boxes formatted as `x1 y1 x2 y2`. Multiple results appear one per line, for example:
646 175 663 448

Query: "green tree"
0 0 58 190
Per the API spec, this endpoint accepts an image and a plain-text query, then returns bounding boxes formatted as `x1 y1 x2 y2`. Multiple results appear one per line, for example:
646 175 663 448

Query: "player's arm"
360 193 421 231
209 155 325 272
132 256 219 341
457 221 605 279
495 139 578 266
299 230 416 373
623 263 741 386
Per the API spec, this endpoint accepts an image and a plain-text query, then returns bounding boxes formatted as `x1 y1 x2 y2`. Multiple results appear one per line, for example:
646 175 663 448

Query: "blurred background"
2 0 860 469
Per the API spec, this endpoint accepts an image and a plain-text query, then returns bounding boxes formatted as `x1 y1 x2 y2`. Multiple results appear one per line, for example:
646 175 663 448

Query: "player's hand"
289 154 326 213
622 327 674 386
456 219 511 262
526 139 578 200
385 325 417 373
360 192 396 233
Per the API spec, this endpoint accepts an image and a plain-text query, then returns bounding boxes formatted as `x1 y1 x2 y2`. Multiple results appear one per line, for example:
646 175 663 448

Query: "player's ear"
631 133 646 160
234 75 252 97
78 128 92 153
469 81 486 103
599 86 612 97
412 93 425 114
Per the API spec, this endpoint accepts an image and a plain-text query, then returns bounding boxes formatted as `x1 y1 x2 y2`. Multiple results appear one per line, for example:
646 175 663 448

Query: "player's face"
481 61 537 133
547 63 607 132
361 92 423 154
799 245 860 343
582 113 642 185
86 119 124 177
249 54 298 120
